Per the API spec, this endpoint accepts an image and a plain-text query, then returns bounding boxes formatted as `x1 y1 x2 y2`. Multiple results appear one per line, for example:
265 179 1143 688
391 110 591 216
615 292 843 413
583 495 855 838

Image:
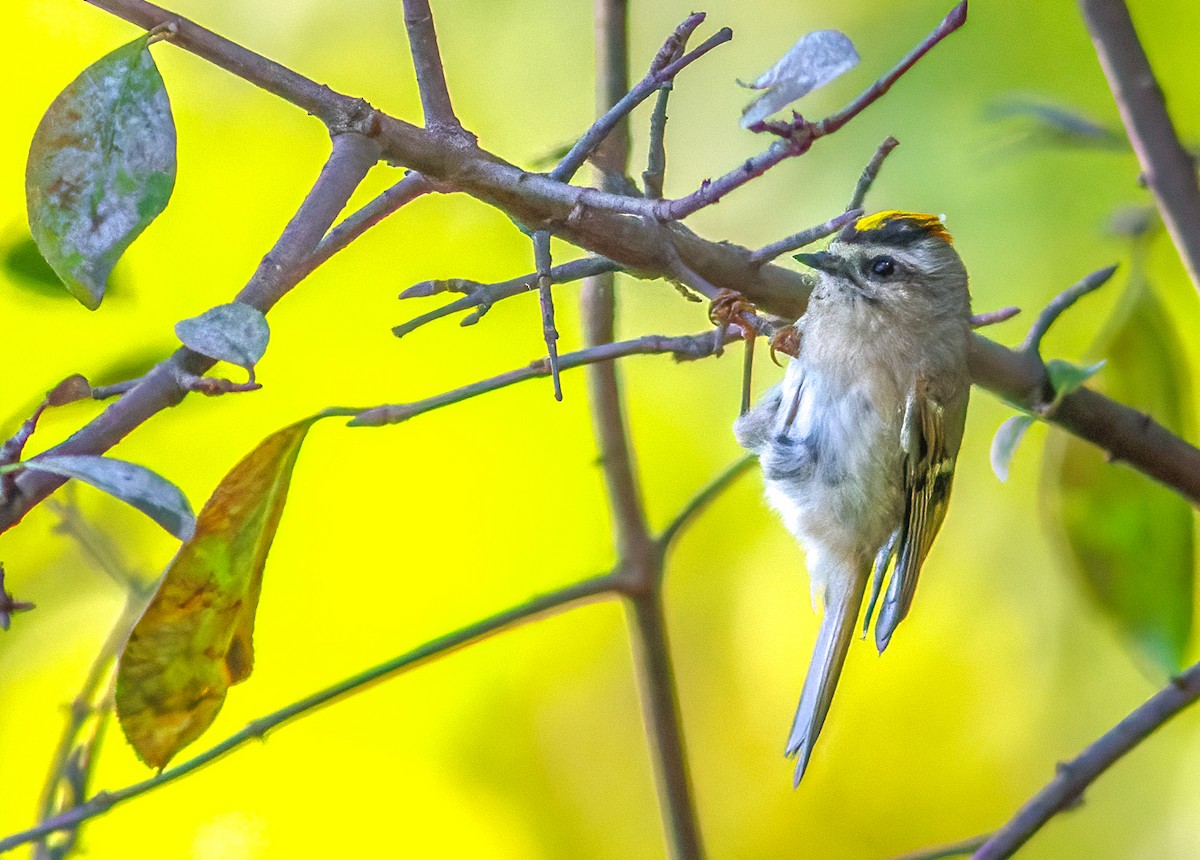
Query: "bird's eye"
869 256 896 278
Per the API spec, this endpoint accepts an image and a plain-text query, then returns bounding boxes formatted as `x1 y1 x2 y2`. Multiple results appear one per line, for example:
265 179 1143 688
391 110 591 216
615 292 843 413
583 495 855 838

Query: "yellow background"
2 0 1200 857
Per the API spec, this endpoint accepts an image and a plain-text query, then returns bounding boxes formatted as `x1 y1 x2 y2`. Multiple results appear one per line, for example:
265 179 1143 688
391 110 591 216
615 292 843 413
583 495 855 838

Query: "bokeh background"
3 0 1200 857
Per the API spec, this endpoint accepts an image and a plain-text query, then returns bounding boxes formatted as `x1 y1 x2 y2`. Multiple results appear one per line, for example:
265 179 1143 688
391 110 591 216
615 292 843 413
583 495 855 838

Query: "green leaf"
1045 358 1106 405
990 414 1035 482
21 454 194 541
175 302 270 372
116 417 319 768
25 34 176 309
1044 274 1193 673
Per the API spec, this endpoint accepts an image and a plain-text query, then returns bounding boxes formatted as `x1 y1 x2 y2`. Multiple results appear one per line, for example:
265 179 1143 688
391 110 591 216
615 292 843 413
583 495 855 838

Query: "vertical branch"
630 592 705 860
1079 0 1200 293
401 0 463 133
585 1 703 857
584 0 651 563
533 230 563 400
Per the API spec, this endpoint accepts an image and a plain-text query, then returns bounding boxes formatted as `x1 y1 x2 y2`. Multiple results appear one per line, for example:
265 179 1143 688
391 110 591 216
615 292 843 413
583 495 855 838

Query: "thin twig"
887 833 990 860
1020 264 1117 352
643 85 672 198
550 14 728 184
847 136 900 211
533 231 563 399
657 455 755 549
393 257 621 338
973 660 1200 859
1079 0 1200 293
655 2 967 222
34 501 152 857
401 0 463 134
0 575 619 854
750 209 863 265
970 307 1020 328
307 172 433 273
349 330 735 427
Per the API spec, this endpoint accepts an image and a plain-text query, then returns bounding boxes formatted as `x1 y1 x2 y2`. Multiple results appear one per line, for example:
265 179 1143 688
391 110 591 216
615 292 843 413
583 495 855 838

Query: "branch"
307 171 433 274
394 257 621 337
401 0 464 134
549 14 730 184
0 575 618 854
1020 264 1116 353
888 834 989 860
1079 0 1200 293
658 455 755 549
749 209 862 265
348 329 736 427
973 660 1200 859
0 130 379 532
587 5 700 857
532 231 563 399
655 2 967 222
847 135 900 211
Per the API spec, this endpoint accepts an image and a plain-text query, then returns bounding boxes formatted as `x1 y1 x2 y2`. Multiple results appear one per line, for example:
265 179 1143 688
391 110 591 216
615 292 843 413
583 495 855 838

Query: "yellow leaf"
116 418 316 769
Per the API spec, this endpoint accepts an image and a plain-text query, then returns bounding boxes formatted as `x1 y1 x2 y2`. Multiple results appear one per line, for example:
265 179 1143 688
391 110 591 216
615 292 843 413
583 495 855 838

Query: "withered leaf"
116 417 318 768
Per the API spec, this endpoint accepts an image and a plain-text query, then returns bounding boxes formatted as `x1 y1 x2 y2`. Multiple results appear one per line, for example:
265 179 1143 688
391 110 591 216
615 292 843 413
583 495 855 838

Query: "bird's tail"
786 568 868 786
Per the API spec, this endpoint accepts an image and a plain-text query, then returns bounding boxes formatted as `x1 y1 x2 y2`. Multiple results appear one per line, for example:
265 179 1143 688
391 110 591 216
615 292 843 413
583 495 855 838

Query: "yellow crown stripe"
854 210 953 244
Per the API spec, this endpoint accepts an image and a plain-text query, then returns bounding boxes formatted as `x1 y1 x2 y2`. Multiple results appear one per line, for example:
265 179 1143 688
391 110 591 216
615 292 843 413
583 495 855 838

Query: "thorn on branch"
970 306 1021 328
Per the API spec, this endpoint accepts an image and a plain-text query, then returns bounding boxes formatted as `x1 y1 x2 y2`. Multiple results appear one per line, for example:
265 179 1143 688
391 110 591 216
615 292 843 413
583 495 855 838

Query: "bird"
733 210 972 785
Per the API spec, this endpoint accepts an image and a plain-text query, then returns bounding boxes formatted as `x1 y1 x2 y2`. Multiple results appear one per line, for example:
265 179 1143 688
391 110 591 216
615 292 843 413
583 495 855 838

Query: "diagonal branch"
549 13 729 184
972 659 1200 859
394 256 622 337
1079 0 1200 294
347 329 735 427
0 130 379 532
0 574 619 854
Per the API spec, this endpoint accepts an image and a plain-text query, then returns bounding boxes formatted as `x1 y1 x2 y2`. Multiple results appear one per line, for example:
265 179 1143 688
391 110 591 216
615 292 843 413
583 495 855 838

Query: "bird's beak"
793 251 845 276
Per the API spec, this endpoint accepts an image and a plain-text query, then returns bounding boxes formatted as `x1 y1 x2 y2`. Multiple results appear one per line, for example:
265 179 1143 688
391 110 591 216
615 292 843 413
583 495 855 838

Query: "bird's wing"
874 385 958 651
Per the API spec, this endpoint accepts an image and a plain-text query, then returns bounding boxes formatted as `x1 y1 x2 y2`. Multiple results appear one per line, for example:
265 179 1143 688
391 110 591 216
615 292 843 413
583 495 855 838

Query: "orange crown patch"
853 210 953 244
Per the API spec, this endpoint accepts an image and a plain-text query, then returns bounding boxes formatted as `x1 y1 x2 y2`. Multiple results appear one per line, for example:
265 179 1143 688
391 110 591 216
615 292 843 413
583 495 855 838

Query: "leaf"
987 97 1125 150
175 302 270 373
1045 358 1105 406
25 34 176 309
1044 274 1193 673
740 30 859 129
21 454 194 541
990 414 1034 482
116 417 319 768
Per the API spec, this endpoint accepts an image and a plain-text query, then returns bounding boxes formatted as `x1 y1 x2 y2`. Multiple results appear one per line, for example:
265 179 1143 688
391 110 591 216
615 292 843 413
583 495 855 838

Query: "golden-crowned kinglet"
735 211 972 784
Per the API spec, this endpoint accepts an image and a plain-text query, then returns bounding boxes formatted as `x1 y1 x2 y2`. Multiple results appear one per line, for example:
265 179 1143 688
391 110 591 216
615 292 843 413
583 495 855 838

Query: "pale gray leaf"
990 414 1035 483
24 454 195 540
740 30 859 129
175 302 270 370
